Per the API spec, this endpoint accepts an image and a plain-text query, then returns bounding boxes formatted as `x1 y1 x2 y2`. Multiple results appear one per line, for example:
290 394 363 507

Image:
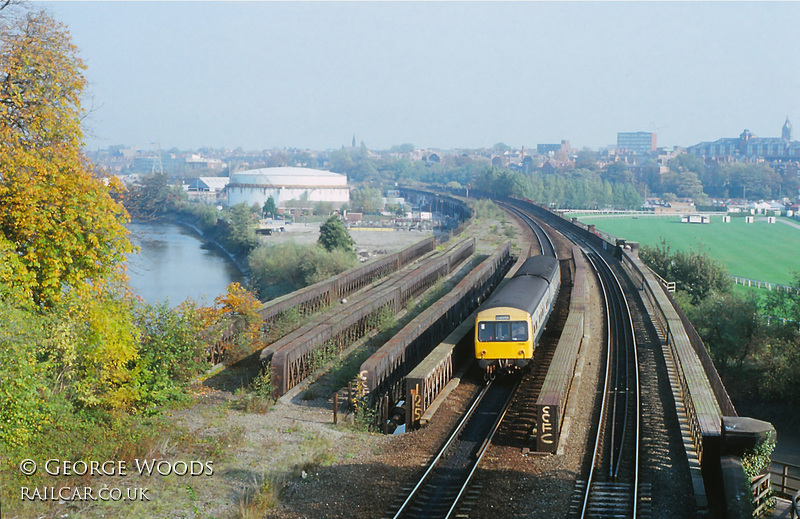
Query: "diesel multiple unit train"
474 255 560 375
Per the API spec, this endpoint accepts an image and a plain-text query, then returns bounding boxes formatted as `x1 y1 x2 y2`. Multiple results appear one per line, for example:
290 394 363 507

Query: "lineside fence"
732 276 799 293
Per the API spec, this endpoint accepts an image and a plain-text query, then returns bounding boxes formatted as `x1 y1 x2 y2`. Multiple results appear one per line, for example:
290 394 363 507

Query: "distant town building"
185 154 225 171
617 132 657 154
537 140 571 155
226 167 349 210
688 117 800 161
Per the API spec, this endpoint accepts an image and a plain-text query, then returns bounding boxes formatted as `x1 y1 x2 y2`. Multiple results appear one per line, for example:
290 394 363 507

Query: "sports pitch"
578 214 800 286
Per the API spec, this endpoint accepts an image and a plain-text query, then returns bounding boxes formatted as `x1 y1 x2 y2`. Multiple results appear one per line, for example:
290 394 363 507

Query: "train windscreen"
477 321 528 342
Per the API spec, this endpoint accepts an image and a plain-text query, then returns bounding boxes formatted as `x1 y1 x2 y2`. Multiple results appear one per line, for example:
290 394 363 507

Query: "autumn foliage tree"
0 10 131 307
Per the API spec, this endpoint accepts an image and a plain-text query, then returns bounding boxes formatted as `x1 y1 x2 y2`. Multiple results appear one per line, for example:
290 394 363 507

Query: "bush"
640 240 731 304
183 202 220 230
134 300 209 413
0 303 60 447
249 241 357 299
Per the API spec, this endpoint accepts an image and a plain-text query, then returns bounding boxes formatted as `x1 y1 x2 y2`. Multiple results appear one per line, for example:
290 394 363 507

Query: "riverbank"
168 213 252 281
131 212 438 305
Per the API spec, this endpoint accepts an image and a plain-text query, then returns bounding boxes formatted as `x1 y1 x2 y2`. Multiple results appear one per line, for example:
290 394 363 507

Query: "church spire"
782 116 792 141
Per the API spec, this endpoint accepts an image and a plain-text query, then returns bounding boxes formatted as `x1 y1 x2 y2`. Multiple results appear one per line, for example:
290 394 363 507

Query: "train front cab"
475 307 533 375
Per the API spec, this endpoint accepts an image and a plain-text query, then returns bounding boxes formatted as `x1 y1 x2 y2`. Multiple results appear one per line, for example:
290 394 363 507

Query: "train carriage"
475 255 560 374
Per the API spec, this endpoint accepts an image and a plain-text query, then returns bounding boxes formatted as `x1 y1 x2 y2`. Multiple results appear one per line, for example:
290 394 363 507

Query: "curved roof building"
227 167 349 209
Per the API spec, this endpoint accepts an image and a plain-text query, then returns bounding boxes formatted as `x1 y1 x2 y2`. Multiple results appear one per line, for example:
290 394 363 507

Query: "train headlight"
480 350 486 358
518 349 525 357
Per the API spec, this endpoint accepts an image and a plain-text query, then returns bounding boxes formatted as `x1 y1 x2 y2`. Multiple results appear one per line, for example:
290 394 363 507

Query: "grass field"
579 214 800 286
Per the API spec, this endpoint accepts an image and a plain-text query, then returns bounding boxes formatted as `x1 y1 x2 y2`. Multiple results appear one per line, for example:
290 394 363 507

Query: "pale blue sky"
35 2 800 152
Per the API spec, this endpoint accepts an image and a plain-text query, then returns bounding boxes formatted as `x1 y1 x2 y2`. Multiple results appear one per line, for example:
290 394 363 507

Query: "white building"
187 177 230 193
226 167 349 210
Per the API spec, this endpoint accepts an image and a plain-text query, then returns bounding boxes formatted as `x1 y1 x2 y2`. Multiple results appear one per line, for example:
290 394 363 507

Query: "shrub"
134 300 209 413
248 241 357 299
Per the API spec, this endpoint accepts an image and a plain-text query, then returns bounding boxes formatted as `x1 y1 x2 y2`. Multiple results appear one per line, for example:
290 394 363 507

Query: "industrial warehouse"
226 166 350 210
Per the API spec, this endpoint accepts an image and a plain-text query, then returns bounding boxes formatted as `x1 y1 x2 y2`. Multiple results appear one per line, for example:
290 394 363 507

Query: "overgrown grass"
472 199 505 220
236 474 284 518
231 365 275 413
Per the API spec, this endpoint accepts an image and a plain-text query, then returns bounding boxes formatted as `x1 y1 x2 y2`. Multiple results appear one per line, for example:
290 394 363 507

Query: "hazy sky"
34 1 800 152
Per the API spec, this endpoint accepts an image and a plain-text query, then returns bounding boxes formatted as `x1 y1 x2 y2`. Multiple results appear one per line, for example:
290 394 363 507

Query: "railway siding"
268 238 475 397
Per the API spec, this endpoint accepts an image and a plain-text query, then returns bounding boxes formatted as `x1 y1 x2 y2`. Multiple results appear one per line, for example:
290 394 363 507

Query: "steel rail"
503 198 643 516
444 376 522 519
499 202 557 259
391 379 493 519
578 248 640 518
592 250 640 487
580 252 614 519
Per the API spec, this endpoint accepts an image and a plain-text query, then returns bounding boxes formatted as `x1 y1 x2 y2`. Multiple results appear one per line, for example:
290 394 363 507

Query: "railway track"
491 253 572 450
568 250 641 518
383 204 564 517
500 202 557 258
480 198 696 516
523 200 641 516
384 376 519 519
504 198 643 516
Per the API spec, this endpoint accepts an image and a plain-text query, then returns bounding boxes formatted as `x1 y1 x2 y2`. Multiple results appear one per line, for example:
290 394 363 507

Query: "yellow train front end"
474 307 533 376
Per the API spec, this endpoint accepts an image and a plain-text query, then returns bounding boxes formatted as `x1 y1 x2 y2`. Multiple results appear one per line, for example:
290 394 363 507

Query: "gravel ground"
257 220 441 258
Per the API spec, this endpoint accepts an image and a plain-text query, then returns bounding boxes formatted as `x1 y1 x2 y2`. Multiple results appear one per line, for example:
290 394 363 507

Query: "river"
126 221 244 306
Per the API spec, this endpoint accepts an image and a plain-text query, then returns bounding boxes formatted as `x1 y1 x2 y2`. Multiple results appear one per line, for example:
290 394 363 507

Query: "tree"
575 149 598 171
389 143 415 153
687 292 761 378
318 216 354 255
0 11 132 307
719 162 779 200
763 275 800 327
349 186 383 213
601 162 631 184
125 173 185 219
640 240 731 305
676 171 704 199
262 196 277 218
224 203 258 254
669 153 705 174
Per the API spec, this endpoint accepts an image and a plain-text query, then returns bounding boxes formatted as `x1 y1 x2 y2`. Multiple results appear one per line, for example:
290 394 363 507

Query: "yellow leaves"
214 282 262 318
0 11 132 308
0 234 35 308
200 283 265 362
1 11 86 149
65 293 141 411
